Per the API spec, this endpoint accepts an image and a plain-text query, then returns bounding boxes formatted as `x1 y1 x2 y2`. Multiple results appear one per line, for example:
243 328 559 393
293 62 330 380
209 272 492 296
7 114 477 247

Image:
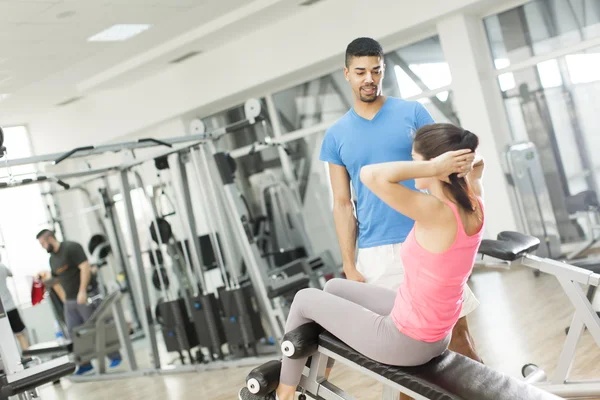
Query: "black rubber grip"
246 360 281 396
281 322 323 359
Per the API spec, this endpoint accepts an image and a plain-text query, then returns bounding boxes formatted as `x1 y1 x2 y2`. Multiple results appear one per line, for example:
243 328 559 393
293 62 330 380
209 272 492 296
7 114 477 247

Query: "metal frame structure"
0 99 340 381
0 296 75 399
298 350 429 400
515 254 600 398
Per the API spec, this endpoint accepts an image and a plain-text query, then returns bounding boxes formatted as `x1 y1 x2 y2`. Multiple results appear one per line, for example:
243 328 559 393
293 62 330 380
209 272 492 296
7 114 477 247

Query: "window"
0 126 49 307
484 1 600 244
486 0 600 68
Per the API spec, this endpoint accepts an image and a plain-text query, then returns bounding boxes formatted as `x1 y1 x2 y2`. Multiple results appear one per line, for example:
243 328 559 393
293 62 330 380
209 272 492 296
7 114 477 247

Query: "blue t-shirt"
319 97 434 248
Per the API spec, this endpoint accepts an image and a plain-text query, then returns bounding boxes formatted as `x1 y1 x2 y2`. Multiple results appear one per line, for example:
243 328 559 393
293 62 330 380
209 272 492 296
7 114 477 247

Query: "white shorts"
356 242 480 318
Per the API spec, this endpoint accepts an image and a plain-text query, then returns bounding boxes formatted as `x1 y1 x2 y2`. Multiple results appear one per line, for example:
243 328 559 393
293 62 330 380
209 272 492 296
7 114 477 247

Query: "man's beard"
359 85 378 103
46 244 54 253
360 94 377 103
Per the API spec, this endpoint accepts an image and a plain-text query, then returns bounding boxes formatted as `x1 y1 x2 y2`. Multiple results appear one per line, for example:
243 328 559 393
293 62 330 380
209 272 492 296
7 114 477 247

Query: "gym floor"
37 265 600 400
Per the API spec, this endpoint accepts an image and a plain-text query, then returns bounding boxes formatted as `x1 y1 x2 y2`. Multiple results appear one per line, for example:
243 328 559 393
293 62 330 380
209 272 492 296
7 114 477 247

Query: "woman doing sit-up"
239 123 485 400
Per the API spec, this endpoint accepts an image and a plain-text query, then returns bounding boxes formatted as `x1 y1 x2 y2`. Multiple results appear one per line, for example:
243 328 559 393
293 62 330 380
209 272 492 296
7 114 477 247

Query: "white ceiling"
0 0 304 123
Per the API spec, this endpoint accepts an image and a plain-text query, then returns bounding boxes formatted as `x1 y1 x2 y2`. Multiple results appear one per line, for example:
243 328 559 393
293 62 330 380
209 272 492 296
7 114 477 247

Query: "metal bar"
5 356 71 383
327 74 352 110
54 145 95 165
533 381 600 398
119 169 161 369
551 295 584 384
230 120 334 159
112 298 137 371
319 381 356 400
101 178 142 331
67 354 276 382
175 152 208 293
4 118 260 168
190 146 236 289
386 52 459 124
312 347 430 400
560 278 600 347
495 35 600 76
265 94 302 204
206 145 286 340
520 255 597 285
96 318 107 374
0 298 24 375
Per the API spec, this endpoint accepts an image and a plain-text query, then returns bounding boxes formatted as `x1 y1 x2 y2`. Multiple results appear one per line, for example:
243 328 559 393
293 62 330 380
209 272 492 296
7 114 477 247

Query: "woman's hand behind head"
432 149 475 183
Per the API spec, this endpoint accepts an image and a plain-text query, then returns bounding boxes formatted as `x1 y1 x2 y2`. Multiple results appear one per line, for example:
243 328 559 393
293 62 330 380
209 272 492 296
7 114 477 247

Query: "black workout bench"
300 330 559 400
246 324 561 400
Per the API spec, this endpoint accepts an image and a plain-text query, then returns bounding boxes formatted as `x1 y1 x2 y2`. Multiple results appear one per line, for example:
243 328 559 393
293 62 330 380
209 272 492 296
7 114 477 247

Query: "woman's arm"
467 153 485 198
359 149 473 223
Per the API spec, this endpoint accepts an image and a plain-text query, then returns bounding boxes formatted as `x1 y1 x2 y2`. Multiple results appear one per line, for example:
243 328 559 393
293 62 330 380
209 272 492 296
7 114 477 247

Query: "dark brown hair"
413 123 479 213
345 37 384 67
36 229 55 240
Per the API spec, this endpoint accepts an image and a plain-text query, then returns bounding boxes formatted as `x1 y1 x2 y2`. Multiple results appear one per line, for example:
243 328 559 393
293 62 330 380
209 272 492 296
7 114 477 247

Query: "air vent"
170 51 202 64
57 96 82 106
299 0 324 5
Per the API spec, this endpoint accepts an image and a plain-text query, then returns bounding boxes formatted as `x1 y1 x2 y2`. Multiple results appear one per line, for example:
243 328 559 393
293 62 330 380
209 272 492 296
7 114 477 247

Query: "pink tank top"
390 198 484 342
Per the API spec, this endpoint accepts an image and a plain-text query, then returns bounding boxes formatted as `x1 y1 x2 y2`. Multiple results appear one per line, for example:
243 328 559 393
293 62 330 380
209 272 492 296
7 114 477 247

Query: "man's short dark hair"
36 229 55 240
345 37 384 67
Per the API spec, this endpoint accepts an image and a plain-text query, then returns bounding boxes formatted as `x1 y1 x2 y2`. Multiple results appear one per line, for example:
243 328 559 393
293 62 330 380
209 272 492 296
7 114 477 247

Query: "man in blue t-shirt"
320 37 482 364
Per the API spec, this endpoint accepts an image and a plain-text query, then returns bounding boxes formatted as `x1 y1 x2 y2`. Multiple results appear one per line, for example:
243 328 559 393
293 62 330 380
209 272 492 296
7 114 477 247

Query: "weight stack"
188 293 226 357
218 283 265 356
157 298 199 353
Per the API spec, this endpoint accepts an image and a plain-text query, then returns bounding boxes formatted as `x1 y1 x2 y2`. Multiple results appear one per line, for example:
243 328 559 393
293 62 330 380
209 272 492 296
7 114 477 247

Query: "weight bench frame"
299 350 430 400
514 254 600 398
478 231 600 398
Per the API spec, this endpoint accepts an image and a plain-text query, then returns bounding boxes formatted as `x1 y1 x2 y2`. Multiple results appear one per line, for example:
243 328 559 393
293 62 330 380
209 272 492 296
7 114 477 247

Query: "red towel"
31 278 46 305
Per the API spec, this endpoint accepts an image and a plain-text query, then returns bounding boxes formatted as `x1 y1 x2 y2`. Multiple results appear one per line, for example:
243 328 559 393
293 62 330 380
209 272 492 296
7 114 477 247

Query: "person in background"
36 229 121 375
0 253 30 351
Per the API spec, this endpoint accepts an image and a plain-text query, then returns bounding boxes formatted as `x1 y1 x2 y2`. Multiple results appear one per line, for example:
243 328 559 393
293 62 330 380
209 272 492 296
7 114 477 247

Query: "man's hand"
77 291 87 305
344 267 366 283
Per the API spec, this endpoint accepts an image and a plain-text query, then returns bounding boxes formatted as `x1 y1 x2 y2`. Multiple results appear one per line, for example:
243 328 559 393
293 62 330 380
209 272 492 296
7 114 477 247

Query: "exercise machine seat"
318 332 560 400
478 231 540 261
0 357 75 397
566 190 599 214
22 341 72 358
267 274 310 299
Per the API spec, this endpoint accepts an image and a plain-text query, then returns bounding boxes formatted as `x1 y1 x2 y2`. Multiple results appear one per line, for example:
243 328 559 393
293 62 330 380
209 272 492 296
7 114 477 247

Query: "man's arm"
77 261 92 304
328 163 364 282
53 283 66 303
67 242 92 304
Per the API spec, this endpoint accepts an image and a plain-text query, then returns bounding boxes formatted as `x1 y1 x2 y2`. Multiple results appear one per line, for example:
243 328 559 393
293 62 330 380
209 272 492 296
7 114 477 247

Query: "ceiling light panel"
88 24 151 42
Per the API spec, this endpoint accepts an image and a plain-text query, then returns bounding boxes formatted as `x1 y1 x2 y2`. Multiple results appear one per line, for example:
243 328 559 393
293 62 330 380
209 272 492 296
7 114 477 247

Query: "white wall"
437 13 518 235
26 0 501 154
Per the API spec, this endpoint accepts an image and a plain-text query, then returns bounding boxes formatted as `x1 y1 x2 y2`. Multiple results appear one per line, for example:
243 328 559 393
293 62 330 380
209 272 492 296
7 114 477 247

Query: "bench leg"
382 386 400 400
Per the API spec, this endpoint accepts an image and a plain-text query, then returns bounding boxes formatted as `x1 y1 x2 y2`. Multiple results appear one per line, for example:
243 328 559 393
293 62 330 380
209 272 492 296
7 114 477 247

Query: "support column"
437 13 518 236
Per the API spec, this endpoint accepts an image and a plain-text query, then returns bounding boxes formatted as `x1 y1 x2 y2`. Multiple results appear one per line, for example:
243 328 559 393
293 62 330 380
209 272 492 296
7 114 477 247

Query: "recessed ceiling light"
169 51 202 64
0 94 10 101
299 0 324 5
88 24 151 42
57 10 76 19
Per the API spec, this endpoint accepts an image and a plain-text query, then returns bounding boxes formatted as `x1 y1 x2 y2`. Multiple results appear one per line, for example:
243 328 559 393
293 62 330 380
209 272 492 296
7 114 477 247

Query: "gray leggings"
280 278 450 386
